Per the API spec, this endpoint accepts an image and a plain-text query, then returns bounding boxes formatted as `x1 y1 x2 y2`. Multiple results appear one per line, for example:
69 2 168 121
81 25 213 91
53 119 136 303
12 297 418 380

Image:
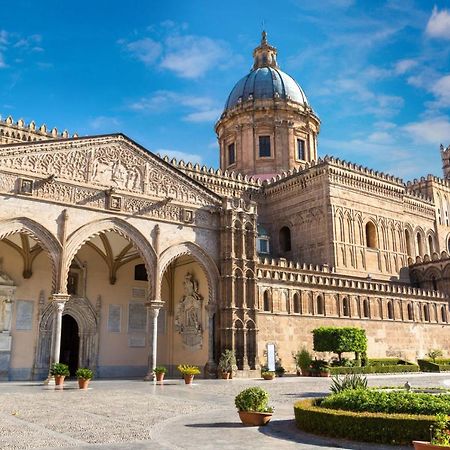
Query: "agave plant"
330 373 368 394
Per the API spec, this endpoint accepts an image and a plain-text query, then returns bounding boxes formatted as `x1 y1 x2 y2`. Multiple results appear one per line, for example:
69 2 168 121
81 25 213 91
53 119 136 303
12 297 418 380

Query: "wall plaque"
15 300 33 331
128 301 147 332
107 304 121 332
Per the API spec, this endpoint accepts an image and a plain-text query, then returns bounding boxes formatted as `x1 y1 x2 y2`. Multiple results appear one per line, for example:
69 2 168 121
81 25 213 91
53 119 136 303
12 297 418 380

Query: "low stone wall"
257 313 450 372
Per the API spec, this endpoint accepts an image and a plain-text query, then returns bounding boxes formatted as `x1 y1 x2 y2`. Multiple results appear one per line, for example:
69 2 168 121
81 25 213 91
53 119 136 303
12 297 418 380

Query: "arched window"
428 235 434 255
387 301 394 319
316 295 324 315
279 226 292 252
263 291 271 312
407 303 414 320
309 295 314 314
405 229 412 256
441 306 447 323
417 233 424 257
342 297 350 316
365 222 377 249
423 304 430 322
293 293 300 314
363 299 370 318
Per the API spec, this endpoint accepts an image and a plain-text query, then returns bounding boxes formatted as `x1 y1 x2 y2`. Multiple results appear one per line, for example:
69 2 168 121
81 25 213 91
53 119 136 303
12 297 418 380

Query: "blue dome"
225 67 309 111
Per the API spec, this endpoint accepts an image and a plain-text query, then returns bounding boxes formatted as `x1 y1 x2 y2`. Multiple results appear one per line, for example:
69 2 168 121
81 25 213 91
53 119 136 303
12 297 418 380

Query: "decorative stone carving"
175 273 203 350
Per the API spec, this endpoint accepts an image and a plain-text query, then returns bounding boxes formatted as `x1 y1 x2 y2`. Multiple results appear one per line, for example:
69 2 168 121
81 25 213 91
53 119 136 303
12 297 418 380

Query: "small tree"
312 327 367 362
428 349 444 362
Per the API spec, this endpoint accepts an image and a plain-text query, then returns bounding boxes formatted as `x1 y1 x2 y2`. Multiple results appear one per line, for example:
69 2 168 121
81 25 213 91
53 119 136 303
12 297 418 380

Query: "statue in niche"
175 273 203 350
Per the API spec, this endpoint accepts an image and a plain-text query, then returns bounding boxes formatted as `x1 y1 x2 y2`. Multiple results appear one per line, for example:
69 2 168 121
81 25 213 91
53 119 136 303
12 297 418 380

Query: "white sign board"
267 343 276 371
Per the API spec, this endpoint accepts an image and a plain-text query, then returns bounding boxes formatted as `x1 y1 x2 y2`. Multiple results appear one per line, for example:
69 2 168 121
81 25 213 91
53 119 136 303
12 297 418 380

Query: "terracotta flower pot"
221 372 230 380
184 374 194 384
320 371 330 377
238 411 272 426
155 372 165 382
78 378 90 389
413 441 450 450
262 374 275 380
54 375 65 386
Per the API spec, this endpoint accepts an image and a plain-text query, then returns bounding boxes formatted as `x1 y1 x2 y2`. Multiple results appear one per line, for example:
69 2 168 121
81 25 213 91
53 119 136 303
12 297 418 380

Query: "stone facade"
0 33 449 380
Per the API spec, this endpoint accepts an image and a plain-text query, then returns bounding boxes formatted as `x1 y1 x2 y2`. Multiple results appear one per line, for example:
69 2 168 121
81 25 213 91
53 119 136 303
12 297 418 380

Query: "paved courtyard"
0 372 448 450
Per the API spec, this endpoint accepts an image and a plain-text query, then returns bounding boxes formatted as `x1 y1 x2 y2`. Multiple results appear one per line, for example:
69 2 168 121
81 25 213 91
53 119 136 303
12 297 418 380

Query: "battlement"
0 114 78 145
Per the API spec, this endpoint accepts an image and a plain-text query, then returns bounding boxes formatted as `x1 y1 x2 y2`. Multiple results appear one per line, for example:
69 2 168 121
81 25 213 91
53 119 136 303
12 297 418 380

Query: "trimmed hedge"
418 359 450 372
321 388 450 415
294 398 434 445
368 358 414 366
329 364 419 375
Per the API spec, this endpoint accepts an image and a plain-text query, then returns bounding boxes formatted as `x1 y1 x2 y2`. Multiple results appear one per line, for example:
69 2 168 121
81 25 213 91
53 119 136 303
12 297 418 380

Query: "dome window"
258 136 271 158
228 143 236 166
297 139 306 160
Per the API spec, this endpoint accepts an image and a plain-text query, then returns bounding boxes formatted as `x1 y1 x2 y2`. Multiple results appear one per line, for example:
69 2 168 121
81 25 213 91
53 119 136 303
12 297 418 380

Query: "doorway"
60 315 79 377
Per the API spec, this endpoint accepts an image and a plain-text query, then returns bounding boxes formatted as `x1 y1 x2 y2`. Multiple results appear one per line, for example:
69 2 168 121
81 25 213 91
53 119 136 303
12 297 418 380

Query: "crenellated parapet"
0 114 78 145
258 256 447 300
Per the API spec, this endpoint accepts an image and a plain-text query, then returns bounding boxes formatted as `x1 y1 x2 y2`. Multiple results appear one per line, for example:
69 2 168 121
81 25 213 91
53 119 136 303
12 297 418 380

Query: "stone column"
44 293 69 385
144 300 164 381
242 329 250 371
204 303 217 377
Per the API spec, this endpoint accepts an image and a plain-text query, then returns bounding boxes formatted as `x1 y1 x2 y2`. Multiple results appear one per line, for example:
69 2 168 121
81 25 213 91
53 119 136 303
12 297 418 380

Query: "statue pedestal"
0 333 12 381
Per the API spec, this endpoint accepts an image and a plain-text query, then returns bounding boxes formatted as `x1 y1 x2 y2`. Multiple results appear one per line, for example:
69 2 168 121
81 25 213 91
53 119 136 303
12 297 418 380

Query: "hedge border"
418 359 450 372
294 399 434 445
329 364 419 375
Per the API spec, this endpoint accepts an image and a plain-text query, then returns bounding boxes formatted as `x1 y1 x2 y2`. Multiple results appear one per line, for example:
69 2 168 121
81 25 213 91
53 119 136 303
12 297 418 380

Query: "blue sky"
1 0 450 179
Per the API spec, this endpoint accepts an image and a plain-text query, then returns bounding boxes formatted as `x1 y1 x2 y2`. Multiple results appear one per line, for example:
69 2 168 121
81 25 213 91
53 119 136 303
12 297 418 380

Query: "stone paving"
0 372 449 450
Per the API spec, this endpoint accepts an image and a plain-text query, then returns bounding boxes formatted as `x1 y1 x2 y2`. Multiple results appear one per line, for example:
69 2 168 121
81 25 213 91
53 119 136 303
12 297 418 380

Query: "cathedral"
0 32 449 380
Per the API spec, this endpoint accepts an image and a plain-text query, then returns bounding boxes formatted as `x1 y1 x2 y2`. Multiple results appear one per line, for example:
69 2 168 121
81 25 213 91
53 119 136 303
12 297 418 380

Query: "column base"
44 375 55 386
143 372 155 382
204 360 217 378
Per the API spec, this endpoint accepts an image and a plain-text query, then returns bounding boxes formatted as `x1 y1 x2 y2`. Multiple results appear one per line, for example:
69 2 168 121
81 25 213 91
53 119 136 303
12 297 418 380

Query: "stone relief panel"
175 273 203 350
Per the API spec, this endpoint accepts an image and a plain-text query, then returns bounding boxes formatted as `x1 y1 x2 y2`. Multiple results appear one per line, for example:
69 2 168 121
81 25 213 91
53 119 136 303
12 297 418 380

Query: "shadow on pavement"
185 422 243 428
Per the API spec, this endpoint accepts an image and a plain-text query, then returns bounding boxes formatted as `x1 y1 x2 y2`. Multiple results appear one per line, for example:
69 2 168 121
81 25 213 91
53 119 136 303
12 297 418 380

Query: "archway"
60 315 79 377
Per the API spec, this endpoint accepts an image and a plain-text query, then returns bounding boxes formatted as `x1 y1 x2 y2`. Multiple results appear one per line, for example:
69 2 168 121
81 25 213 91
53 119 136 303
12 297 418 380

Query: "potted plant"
75 368 93 389
153 366 167 382
261 370 275 380
50 363 70 386
235 386 273 426
275 363 285 377
177 364 201 384
293 348 312 376
310 359 330 377
413 414 450 449
218 349 236 379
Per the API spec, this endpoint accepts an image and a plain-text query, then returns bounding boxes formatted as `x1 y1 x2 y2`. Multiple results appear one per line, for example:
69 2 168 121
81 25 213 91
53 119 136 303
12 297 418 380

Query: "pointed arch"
159 241 220 308
0 217 61 292
65 218 157 296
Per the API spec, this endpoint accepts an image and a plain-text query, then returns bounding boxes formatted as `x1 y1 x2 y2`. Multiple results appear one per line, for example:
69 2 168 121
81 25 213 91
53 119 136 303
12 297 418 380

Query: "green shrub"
218 349 236 373
329 364 419 375
427 349 444 362
418 358 450 372
177 364 201 376
235 387 272 412
330 374 368 394
75 368 93 379
294 399 434 445
50 363 70 377
312 327 367 361
153 366 167 374
293 348 312 370
367 358 414 366
321 388 450 415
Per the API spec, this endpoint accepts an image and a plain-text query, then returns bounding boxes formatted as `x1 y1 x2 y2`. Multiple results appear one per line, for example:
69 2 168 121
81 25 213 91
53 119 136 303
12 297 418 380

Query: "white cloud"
155 148 203 164
121 26 230 79
183 109 222 123
160 35 229 79
403 117 450 144
430 75 450 107
394 59 418 75
426 6 450 40
129 90 220 123
0 53 6 69
88 116 121 131
124 38 162 65
368 131 392 144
